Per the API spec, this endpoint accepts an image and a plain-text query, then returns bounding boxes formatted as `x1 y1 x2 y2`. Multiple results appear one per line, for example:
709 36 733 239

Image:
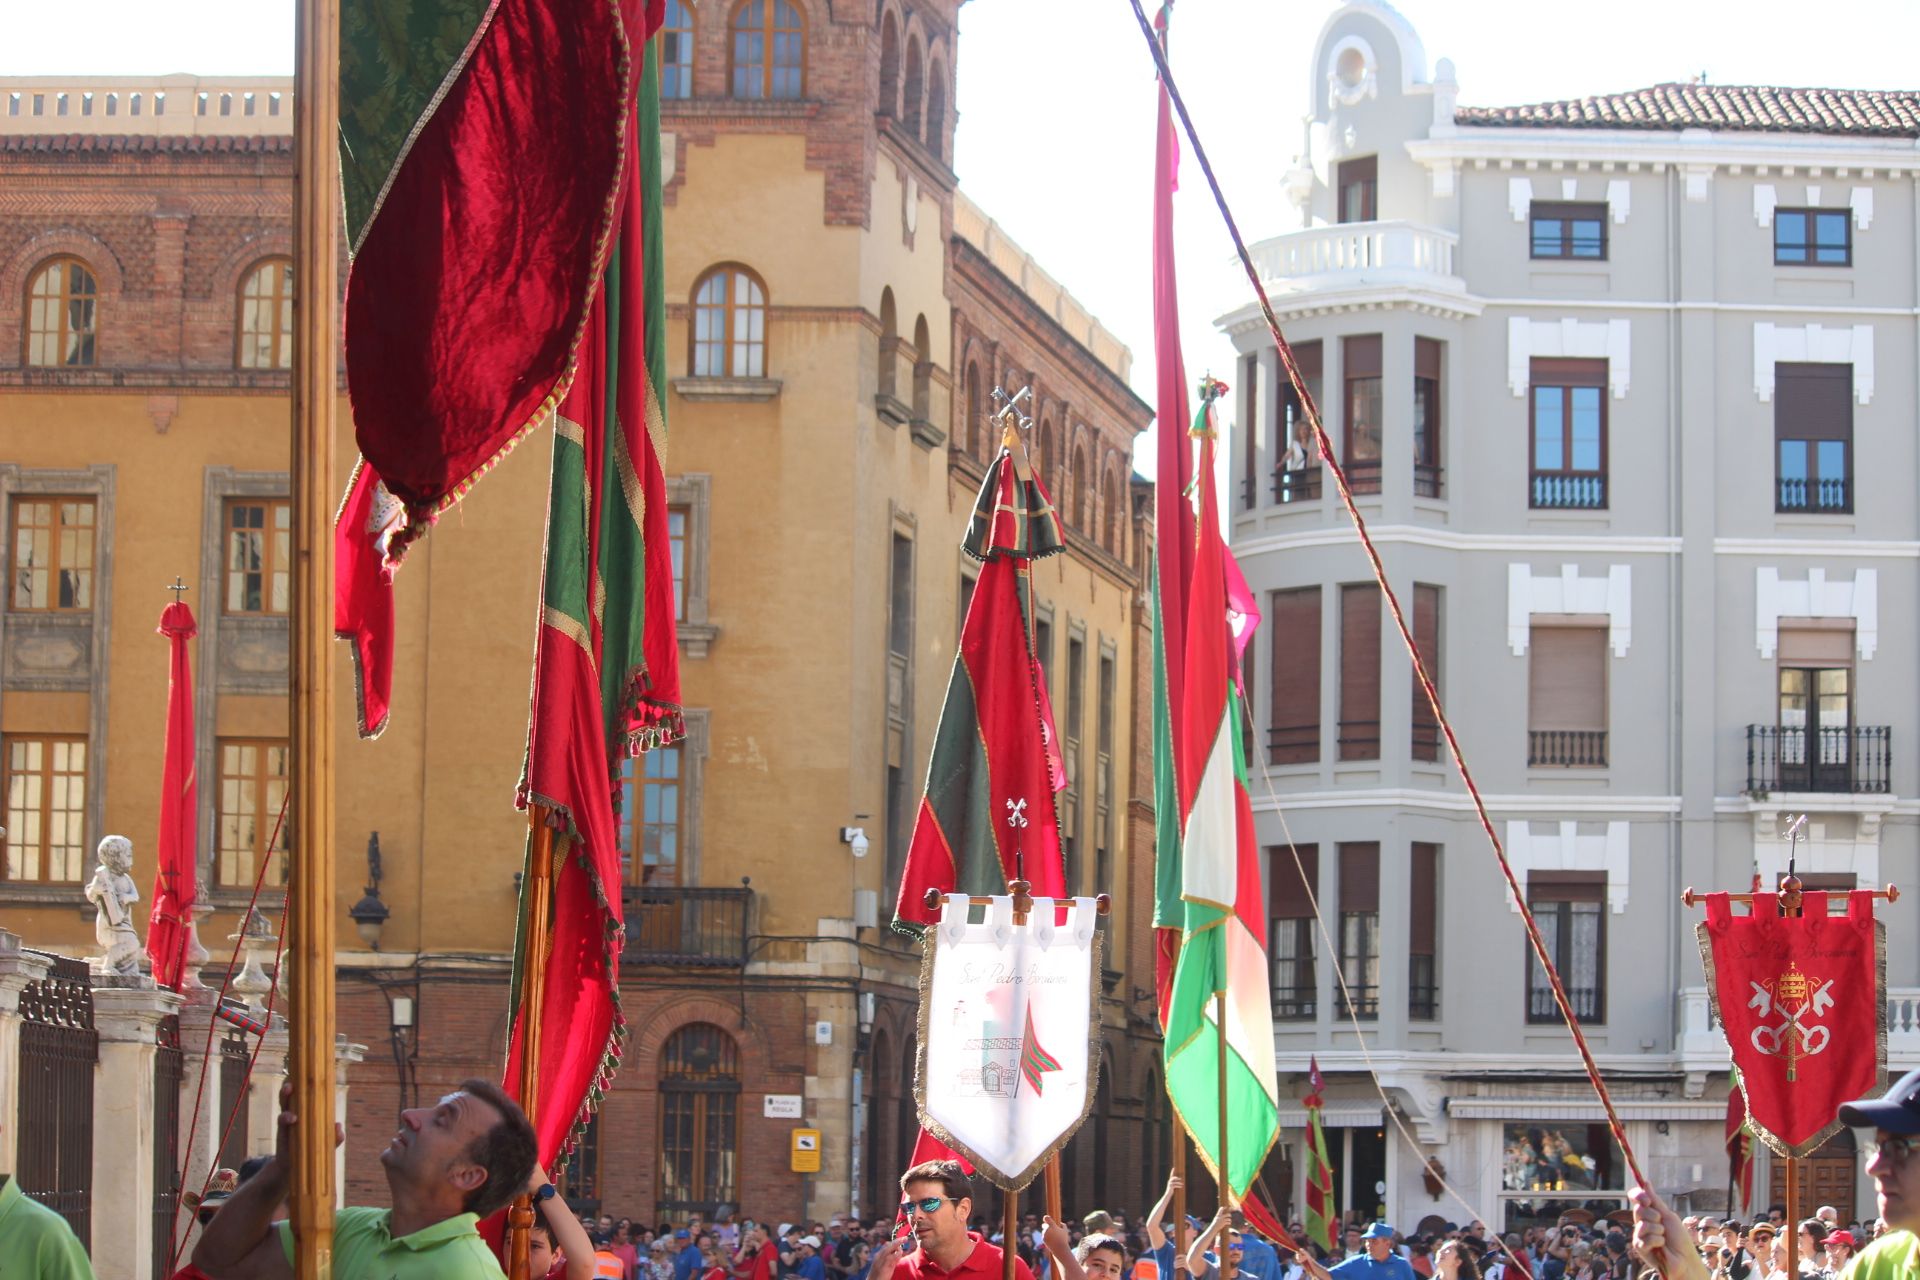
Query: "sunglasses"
901 1196 959 1217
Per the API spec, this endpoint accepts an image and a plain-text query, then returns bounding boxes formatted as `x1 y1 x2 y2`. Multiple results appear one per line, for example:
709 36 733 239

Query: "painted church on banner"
1223 0 1920 1234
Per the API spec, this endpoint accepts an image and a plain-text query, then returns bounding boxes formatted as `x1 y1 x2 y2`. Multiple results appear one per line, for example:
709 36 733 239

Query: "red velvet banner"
1697 889 1884 1157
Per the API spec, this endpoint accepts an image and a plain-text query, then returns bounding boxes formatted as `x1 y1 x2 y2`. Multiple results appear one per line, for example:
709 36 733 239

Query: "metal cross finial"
990 384 1033 434
166 576 188 603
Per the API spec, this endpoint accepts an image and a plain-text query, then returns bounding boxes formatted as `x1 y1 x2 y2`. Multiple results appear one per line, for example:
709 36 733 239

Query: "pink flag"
147 601 198 989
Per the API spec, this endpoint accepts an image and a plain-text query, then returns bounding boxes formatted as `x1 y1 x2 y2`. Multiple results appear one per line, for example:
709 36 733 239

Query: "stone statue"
84 834 144 976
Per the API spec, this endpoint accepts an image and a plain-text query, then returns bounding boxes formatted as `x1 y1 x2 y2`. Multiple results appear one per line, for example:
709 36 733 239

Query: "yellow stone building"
0 1 1166 1228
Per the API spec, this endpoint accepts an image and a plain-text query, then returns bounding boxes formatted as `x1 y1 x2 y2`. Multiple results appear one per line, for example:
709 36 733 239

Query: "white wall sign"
764 1095 804 1119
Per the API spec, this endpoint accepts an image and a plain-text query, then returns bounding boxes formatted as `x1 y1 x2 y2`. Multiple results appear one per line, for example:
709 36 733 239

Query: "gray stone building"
1221 0 1920 1234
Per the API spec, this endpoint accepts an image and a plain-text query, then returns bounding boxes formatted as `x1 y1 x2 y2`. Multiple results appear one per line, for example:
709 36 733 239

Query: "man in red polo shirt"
869 1160 1035 1280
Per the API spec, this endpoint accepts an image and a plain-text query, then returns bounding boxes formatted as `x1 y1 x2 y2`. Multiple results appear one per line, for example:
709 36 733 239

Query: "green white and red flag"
1148 0 1195 1022
502 17 680 1174
1157 382 1280 1206
1725 1066 1754 1216
1304 1056 1336 1253
333 0 663 737
147 601 197 989
892 434 1069 933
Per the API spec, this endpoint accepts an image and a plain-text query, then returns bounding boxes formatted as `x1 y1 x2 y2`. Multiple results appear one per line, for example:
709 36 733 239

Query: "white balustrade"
1679 985 1920 1070
1249 220 1460 288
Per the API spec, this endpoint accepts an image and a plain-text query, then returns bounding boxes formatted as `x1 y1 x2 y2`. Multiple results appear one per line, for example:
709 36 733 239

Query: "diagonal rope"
166 785 294 1273
1125 0 1658 1219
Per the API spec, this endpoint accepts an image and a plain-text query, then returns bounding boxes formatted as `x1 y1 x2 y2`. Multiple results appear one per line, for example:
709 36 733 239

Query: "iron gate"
219 1030 252 1169
155 1013 185 1276
17 951 96 1247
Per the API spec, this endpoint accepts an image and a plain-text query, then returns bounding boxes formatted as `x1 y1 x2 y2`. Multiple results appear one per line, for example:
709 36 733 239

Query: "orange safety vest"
596 1251 626 1279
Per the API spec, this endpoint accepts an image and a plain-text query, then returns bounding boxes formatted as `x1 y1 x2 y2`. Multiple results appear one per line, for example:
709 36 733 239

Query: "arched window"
911 314 931 422
877 286 897 400
1038 416 1056 480
23 256 97 367
658 1023 740 1216
236 257 294 370
730 0 804 100
690 264 766 378
1103 468 1122 552
877 11 900 117
964 361 981 456
661 0 695 100
1072 443 1091 528
924 55 947 160
901 37 923 137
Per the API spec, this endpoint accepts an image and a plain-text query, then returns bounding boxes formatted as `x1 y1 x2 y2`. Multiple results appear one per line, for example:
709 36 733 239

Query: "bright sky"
6 0 1919 475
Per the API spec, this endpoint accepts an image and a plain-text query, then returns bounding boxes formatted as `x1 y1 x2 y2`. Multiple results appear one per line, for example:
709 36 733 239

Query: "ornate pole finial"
1190 373 1229 438
166 576 188 603
991 384 1034 451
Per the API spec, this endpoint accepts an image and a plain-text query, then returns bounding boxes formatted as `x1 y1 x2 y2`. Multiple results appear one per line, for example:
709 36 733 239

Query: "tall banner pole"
506 814 558 1280
289 0 341 1272
1216 994 1234 1280
1174 1134 1188 1268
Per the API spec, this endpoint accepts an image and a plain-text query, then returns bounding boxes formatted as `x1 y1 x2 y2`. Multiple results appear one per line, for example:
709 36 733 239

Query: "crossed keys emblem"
1747 961 1835 1080
1006 798 1030 829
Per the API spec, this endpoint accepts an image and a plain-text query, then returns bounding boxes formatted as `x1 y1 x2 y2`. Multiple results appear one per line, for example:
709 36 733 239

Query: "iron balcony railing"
1529 729 1608 768
1345 460 1382 496
1414 462 1444 499
1531 471 1607 510
622 885 752 966
1273 466 1322 504
1530 984 1601 1023
1777 476 1850 513
1746 724 1891 794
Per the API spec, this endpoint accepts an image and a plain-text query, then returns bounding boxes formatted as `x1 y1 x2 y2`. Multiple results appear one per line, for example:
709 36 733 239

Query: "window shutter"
1777 624 1854 666
1529 357 1607 387
1528 626 1606 731
1412 584 1441 759
1774 363 1852 442
1529 869 1604 905
1269 586 1321 764
1338 841 1380 913
1414 337 1442 380
1344 334 1382 379
1241 353 1260 510
1270 844 1318 921
1339 584 1381 760
1409 843 1439 954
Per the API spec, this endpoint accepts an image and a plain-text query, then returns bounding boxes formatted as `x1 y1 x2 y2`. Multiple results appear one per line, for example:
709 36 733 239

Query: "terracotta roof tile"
0 133 293 155
1456 84 1920 138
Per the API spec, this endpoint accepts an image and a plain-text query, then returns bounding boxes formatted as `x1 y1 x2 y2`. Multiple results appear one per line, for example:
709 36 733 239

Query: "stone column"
246 1022 291 1159
91 975 184 1280
0 929 53 1175
176 1005 227 1202
334 1036 367 1207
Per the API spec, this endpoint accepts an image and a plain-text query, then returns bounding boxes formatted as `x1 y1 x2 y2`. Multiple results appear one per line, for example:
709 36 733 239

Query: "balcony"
1531 471 1607 510
1745 724 1891 794
1682 986 1920 1073
621 885 751 966
1529 729 1608 768
1247 220 1464 300
1272 466 1322 504
1777 475 1850 513
1414 463 1444 499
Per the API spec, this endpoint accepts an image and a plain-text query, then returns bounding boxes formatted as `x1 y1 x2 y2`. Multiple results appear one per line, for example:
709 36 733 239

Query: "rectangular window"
958 569 977 645
215 739 289 888
1411 584 1441 762
1528 625 1608 767
1502 1121 1622 1194
1343 336 1383 495
1337 842 1380 1020
1774 363 1852 513
1776 624 1855 792
9 497 95 612
1274 341 1323 504
619 744 682 884
1096 652 1115 894
1530 202 1608 260
1409 843 1439 1020
223 499 291 615
1268 586 1321 765
1240 352 1260 512
1336 156 1377 224
1338 584 1380 761
1413 337 1442 498
1063 635 1085 890
1 736 87 883
1034 614 1054 704
1529 358 1608 510
1527 872 1606 1023
1774 208 1851 267
888 533 913 657
669 505 689 620
1270 844 1318 1021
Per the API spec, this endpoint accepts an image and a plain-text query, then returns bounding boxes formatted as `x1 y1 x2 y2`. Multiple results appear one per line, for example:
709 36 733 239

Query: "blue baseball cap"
677 1230 692 1240
1839 1067 1920 1135
1362 1223 1396 1241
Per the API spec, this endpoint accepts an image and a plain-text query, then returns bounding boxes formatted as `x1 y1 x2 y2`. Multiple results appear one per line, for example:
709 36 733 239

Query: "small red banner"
1697 889 1884 1157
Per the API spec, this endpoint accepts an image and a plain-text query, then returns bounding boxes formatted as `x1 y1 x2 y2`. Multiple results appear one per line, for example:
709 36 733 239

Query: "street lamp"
348 831 390 950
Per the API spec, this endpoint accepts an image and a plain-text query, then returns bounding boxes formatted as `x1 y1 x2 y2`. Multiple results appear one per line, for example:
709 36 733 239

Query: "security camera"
840 826 870 858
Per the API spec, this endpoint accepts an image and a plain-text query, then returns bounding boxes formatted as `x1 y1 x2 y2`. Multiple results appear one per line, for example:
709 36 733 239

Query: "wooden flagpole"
289 0 341 1271
506 813 559 1280
1216 994 1234 1280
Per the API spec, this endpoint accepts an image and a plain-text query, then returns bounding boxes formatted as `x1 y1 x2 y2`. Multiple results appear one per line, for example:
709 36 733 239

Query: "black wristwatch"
534 1183 558 1204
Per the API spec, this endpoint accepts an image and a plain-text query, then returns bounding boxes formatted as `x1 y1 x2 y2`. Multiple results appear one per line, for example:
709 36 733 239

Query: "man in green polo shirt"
192 1076 538 1278
0 1165 93 1279
1632 1068 1920 1280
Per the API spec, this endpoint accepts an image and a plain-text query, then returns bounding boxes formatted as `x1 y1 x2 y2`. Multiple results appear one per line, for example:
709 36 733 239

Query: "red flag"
147 601 197 989
1725 1070 1754 1215
1697 889 1883 1156
333 459 404 739
1303 1057 1335 1253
